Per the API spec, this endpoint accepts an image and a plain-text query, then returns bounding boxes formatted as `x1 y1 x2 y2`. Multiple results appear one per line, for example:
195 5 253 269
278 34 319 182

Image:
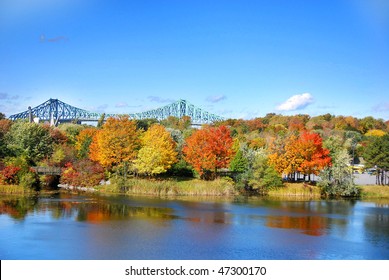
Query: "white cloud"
276 93 314 111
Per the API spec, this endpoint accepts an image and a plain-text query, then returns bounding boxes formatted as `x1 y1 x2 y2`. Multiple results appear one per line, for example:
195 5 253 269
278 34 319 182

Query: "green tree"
318 149 360 197
0 119 13 158
248 149 283 193
364 134 389 185
230 144 256 190
136 118 159 131
229 148 248 173
57 123 84 145
5 122 54 164
75 127 97 159
97 113 105 128
358 116 386 134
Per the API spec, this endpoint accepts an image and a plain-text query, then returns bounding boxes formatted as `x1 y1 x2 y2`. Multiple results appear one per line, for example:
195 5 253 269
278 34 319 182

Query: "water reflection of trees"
3 195 387 241
75 202 176 223
266 215 329 236
0 196 39 219
0 195 177 223
245 198 355 236
251 199 356 216
177 200 232 224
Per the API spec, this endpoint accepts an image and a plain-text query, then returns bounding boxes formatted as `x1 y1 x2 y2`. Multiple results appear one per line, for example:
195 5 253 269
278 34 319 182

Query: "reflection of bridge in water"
9 98 224 125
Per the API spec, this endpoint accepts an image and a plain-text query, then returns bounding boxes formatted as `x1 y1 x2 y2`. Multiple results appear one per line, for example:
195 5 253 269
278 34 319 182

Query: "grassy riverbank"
267 183 321 198
268 183 389 199
3 180 389 199
0 185 34 194
360 185 389 199
96 177 237 196
95 180 319 198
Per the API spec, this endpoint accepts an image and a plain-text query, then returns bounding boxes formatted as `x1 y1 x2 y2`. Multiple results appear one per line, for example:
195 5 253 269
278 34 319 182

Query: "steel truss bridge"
8 98 224 125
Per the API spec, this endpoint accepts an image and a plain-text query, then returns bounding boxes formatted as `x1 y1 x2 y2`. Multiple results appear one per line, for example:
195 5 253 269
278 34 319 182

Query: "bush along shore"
54 178 388 199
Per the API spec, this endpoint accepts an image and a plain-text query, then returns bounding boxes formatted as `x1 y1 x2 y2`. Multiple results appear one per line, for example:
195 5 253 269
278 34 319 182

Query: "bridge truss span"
8 98 224 125
129 99 224 124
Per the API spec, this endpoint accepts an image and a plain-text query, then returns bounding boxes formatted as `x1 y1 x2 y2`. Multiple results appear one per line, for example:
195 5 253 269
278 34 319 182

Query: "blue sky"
1 0 388 120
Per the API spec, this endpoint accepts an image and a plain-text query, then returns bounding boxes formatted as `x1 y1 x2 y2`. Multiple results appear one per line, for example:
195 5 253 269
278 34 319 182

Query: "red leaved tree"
295 131 332 177
183 125 234 180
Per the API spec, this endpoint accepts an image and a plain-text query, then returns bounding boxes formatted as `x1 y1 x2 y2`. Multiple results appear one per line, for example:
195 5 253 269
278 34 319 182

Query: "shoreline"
2 180 389 199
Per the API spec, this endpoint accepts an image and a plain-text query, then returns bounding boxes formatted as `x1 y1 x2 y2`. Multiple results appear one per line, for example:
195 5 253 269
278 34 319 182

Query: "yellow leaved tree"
134 124 178 176
365 129 387 137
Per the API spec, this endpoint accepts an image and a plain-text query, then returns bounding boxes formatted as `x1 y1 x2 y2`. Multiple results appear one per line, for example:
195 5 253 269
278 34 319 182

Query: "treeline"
0 112 388 197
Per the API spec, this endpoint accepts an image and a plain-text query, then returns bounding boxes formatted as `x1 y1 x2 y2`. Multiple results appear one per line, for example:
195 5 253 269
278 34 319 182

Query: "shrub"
167 159 194 177
0 165 21 185
19 171 39 190
60 160 104 187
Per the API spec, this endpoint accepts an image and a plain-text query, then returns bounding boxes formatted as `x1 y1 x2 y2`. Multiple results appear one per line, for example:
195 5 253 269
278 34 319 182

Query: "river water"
0 193 388 260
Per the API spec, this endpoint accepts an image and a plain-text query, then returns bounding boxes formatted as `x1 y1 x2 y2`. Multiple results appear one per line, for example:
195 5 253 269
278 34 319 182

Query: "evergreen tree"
364 134 389 185
230 149 248 173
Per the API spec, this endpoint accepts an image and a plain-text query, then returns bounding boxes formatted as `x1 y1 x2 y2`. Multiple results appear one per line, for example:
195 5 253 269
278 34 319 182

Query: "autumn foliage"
75 127 97 159
269 131 331 179
0 165 21 185
296 132 331 175
183 125 234 179
60 160 104 187
2 104 389 192
89 116 140 168
134 124 178 176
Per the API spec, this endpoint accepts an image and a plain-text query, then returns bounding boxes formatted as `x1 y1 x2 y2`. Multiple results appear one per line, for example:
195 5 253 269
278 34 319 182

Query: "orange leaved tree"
269 134 300 177
89 116 140 171
269 131 331 181
183 125 234 179
295 131 332 178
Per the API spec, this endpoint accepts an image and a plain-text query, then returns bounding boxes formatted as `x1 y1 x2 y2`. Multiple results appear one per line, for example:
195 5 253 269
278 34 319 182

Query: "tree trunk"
381 169 384 186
